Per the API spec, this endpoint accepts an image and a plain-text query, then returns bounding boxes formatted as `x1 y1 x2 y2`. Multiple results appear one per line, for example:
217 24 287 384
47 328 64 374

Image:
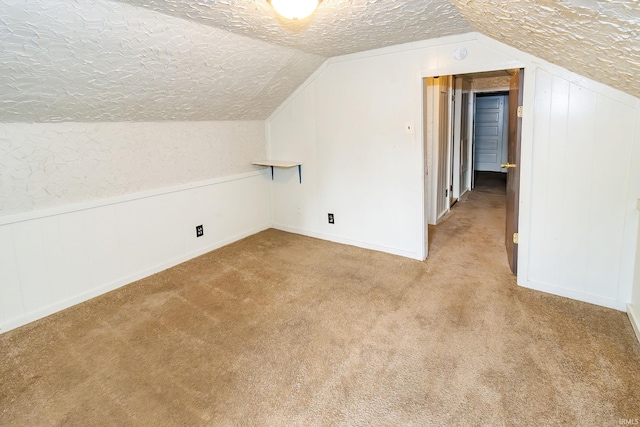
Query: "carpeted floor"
1 172 639 426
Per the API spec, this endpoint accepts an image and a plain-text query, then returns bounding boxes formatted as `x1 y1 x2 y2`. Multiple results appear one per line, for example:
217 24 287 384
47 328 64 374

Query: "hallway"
429 171 507 258
1 174 639 425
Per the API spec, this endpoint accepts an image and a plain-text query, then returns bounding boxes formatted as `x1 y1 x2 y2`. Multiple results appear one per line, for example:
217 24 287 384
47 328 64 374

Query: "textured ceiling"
0 0 325 122
0 0 638 123
122 0 472 57
452 0 640 99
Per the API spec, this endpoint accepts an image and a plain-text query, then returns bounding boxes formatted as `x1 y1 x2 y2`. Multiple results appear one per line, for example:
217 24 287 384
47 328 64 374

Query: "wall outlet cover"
196 225 204 237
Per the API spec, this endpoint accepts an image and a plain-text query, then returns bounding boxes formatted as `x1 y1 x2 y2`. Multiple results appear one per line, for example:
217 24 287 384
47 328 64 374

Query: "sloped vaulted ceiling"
0 0 326 122
0 0 638 123
451 0 639 100
121 0 472 57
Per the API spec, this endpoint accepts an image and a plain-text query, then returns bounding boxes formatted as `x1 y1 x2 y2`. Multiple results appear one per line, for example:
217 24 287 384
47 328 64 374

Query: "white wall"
0 121 265 215
0 121 272 332
267 33 522 260
266 32 640 311
629 200 640 342
523 70 639 309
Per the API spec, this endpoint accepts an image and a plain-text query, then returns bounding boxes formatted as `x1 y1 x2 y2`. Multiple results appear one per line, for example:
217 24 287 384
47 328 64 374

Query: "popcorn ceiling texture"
452 0 640 99
0 121 265 214
124 0 473 57
471 76 512 92
0 0 471 123
0 0 325 122
1 0 638 123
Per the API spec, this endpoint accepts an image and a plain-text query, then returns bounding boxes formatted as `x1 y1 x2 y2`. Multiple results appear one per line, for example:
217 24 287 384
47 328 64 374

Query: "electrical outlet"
196 225 204 237
328 213 334 224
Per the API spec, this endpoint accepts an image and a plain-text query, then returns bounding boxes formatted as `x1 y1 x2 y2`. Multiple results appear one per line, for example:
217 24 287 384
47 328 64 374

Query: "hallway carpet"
2 174 639 426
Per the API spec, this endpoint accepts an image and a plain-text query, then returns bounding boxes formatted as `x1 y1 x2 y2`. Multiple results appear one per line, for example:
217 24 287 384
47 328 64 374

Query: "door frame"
422 67 530 277
459 78 473 198
472 90 510 176
452 77 463 201
424 76 454 225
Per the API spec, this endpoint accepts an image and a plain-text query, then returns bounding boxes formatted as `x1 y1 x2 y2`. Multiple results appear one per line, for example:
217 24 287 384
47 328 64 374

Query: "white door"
474 94 508 172
452 78 462 201
459 79 472 196
436 76 452 221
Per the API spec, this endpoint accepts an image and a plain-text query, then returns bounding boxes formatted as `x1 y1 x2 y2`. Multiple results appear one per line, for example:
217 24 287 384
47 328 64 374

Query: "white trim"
0 170 266 226
423 61 525 81
272 224 421 260
628 304 640 345
327 33 479 64
615 127 639 309
521 279 625 311
0 223 271 334
417 71 427 261
514 66 538 305
472 88 510 95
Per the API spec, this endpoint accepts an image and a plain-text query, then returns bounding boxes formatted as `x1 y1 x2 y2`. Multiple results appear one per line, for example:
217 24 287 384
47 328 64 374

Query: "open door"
459 78 472 197
435 76 453 222
452 77 472 201
505 69 524 274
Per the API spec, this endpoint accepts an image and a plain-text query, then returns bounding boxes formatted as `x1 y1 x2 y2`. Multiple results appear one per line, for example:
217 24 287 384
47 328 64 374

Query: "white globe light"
270 0 319 19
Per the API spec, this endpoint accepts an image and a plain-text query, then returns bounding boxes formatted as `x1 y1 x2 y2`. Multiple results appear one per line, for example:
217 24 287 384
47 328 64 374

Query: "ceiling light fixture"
269 0 320 20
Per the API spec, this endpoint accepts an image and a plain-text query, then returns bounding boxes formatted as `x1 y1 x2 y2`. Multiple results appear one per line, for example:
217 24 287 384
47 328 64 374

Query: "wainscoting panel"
0 171 271 333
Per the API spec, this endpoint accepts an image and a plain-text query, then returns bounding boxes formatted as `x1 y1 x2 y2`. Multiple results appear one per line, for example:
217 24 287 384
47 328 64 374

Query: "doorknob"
500 163 517 169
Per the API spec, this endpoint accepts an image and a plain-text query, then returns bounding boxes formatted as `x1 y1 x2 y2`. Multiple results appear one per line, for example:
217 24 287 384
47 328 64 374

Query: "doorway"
474 92 509 174
423 69 524 274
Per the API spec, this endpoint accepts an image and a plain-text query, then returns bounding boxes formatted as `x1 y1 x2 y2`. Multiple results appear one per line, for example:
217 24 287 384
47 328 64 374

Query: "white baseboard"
0 223 270 334
627 304 640 345
519 279 624 311
272 224 421 260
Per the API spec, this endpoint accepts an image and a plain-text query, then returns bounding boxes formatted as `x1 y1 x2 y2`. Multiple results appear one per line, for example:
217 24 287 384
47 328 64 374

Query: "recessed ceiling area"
0 0 638 123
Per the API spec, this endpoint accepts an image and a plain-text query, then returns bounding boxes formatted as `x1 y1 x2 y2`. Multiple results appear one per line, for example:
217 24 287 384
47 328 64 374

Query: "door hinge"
517 106 524 118
513 232 519 244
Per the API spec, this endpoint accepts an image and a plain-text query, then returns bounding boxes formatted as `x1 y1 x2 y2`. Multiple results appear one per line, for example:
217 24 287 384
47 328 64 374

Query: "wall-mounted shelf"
251 160 302 183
